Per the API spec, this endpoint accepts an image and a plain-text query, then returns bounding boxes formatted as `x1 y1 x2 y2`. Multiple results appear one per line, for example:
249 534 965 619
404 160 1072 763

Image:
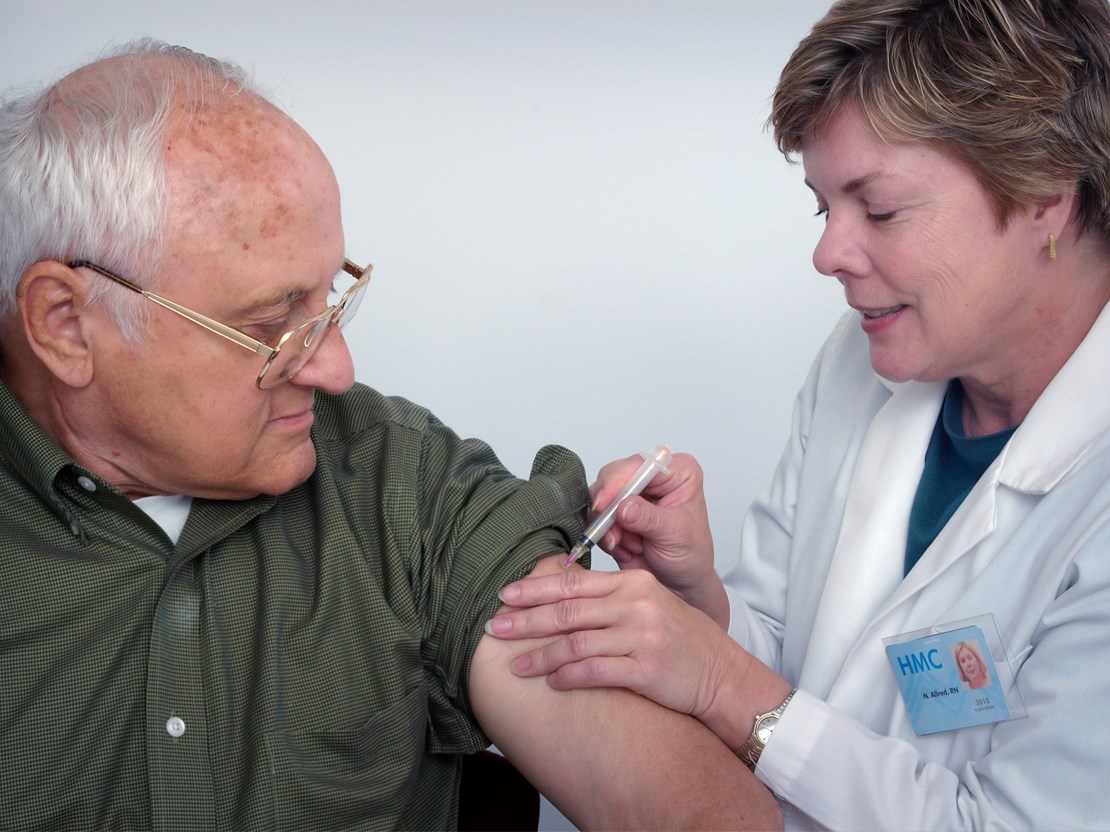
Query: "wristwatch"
734 689 796 771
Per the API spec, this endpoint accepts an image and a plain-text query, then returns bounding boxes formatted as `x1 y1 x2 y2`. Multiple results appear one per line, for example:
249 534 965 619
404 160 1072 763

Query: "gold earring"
1048 233 1057 262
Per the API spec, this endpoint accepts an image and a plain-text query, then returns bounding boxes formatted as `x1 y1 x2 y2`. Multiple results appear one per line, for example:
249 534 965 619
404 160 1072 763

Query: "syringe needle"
562 445 672 568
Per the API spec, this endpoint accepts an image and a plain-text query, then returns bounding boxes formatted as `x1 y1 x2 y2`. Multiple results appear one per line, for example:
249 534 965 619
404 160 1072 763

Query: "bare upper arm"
468 554 782 831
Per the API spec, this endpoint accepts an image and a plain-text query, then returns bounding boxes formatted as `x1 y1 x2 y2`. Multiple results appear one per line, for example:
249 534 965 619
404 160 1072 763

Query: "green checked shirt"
0 379 588 831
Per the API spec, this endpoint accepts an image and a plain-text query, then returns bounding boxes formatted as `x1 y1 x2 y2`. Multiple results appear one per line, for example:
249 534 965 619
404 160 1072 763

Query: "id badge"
883 614 1024 735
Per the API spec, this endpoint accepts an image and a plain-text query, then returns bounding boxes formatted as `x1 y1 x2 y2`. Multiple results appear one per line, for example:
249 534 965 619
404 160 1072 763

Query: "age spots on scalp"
260 203 290 239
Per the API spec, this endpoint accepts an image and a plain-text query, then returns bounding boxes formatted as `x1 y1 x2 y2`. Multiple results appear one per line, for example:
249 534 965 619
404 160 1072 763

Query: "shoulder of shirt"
310 382 443 442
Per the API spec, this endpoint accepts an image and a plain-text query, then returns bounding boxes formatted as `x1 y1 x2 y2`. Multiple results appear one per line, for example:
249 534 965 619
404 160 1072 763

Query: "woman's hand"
483 450 791 741
486 567 735 722
591 451 728 627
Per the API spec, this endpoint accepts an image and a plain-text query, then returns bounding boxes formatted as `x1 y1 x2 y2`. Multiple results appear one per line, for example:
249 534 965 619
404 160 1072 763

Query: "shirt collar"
0 378 92 514
1 377 278 551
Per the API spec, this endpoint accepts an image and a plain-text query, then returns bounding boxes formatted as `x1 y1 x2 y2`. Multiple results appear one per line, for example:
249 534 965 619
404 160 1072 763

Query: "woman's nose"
811 215 866 282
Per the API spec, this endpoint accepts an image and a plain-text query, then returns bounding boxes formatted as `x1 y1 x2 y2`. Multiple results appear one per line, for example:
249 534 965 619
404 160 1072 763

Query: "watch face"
755 715 780 744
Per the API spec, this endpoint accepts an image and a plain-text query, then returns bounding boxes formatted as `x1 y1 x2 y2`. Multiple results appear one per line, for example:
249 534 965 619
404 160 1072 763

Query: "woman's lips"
857 304 907 333
860 304 906 319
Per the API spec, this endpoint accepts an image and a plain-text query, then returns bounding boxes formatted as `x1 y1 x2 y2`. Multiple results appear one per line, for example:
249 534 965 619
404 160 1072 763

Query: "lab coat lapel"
878 466 998 615
799 378 946 699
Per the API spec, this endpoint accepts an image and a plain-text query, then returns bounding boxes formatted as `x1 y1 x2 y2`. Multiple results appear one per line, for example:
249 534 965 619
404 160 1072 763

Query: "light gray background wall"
4 2 842 828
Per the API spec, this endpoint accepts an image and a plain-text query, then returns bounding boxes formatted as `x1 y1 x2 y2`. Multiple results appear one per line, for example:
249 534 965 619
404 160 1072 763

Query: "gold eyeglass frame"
67 258 372 388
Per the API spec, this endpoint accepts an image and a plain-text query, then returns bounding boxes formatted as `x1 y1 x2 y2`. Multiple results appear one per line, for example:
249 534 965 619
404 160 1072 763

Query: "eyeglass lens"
257 277 368 389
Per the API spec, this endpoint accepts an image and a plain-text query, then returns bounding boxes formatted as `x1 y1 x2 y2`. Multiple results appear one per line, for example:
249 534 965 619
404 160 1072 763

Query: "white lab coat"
723 303 1110 830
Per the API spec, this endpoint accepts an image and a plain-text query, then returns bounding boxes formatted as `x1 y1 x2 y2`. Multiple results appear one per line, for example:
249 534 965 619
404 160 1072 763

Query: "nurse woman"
487 0 1110 828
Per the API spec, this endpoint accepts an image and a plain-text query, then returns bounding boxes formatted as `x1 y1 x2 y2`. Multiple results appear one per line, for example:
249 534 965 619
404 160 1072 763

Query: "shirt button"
77 476 97 492
165 716 186 738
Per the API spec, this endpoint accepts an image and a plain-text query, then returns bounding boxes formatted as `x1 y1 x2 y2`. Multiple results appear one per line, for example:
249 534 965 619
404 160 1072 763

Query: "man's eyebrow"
234 260 347 317
237 287 308 317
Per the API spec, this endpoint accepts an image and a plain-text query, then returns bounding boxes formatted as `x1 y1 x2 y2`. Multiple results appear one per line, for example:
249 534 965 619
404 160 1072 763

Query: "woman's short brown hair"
770 0 1110 237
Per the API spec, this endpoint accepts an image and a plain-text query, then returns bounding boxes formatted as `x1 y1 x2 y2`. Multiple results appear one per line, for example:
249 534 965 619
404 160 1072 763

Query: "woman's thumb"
618 496 654 531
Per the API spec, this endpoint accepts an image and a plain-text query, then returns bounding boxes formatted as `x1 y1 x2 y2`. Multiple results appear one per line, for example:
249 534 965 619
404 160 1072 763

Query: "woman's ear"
1024 188 1077 264
1034 190 1078 244
17 261 97 387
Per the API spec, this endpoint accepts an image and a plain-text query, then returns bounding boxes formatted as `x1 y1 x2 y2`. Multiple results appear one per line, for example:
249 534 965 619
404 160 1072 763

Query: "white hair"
0 39 264 338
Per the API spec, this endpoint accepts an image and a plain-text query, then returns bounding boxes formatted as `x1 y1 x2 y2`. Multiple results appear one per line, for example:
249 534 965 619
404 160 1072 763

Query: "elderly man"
0 41 779 830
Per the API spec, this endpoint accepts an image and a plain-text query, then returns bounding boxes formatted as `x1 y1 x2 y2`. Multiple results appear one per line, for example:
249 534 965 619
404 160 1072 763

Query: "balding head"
157 76 340 288
0 40 297 334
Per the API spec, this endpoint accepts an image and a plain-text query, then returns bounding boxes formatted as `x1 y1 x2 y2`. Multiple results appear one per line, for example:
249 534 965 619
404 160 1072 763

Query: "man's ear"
17 261 98 387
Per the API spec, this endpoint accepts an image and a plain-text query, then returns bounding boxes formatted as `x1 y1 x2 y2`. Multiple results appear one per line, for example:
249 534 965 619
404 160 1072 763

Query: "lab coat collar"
998 299 1110 493
869 298 1110 492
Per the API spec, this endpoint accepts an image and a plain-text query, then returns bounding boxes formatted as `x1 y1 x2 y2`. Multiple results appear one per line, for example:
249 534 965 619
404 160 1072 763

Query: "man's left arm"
469 554 783 831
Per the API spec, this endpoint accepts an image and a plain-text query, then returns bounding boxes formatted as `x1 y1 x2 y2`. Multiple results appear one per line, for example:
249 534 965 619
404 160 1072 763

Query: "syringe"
562 445 673 568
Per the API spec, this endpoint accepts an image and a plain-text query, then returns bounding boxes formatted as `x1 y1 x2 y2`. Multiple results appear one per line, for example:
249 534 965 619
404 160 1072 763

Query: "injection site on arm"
563 445 672 568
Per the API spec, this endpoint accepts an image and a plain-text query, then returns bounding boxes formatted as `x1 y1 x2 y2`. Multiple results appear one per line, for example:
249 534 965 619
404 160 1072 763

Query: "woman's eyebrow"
804 173 881 196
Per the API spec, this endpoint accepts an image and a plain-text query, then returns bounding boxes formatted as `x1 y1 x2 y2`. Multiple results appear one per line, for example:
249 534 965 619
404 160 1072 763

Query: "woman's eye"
867 210 896 222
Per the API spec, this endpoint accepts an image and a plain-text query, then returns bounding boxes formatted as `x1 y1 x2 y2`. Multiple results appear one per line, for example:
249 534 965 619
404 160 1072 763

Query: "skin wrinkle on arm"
468 554 783 832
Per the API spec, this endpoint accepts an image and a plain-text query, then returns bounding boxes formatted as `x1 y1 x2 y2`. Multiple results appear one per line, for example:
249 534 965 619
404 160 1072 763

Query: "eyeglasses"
67 258 372 389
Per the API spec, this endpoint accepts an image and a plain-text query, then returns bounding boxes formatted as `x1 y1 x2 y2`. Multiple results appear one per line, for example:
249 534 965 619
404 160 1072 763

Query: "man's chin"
191 444 318 500
261 447 319 496
225 446 318 499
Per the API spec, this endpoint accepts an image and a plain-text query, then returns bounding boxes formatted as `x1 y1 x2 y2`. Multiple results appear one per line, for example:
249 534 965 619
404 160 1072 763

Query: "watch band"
734 689 796 771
